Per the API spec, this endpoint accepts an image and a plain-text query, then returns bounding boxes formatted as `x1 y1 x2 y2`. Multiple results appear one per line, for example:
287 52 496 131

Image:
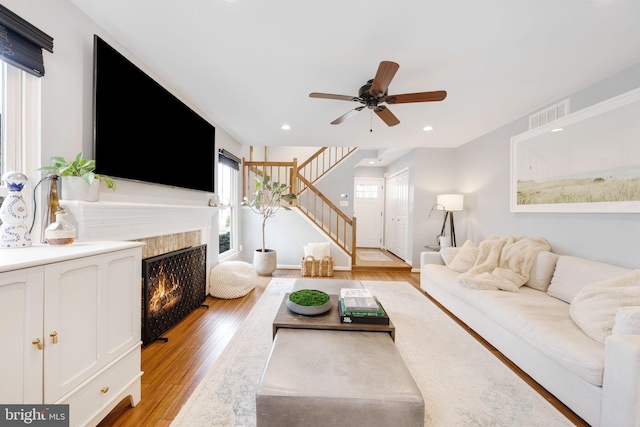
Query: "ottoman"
256 328 424 427
208 261 256 299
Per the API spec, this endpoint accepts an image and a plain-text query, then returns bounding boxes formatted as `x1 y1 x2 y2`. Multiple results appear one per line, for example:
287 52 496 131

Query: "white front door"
354 178 384 248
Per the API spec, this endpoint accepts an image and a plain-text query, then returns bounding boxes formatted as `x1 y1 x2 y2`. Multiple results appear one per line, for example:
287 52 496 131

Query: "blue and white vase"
0 171 32 248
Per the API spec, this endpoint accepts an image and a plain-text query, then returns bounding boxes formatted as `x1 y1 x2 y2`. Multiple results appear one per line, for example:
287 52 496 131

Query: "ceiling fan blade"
369 61 399 98
331 106 365 125
309 92 359 102
385 90 447 104
374 105 400 127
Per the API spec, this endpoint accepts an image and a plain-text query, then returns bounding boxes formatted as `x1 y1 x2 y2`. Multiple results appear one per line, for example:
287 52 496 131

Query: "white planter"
253 249 277 276
61 176 100 202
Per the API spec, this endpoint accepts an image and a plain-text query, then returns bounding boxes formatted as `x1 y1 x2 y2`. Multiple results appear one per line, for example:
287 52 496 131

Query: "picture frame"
510 87 640 213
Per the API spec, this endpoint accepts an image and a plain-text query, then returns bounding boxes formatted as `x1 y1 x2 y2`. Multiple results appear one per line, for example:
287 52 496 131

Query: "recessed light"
368 161 375 164
551 128 563 132
281 124 291 130
423 126 434 131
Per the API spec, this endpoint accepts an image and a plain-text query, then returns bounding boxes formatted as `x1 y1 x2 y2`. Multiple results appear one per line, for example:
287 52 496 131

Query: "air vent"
529 98 570 130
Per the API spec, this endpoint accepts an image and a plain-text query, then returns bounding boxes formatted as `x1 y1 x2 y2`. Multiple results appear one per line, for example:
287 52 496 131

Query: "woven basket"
319 255 334 277
301 255 334 277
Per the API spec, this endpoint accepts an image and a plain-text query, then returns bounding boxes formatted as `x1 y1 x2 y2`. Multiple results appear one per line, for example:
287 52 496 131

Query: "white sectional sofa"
420 238 640 427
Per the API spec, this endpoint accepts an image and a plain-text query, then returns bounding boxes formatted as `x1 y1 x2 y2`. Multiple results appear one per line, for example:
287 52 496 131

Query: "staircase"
242 147 410 272
243 147 357 265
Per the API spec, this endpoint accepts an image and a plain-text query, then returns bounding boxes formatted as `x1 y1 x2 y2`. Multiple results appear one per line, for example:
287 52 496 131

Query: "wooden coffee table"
272 294 395 341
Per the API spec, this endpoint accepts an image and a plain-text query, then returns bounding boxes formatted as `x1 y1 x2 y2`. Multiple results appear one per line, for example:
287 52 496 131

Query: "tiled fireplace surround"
62 201 217 259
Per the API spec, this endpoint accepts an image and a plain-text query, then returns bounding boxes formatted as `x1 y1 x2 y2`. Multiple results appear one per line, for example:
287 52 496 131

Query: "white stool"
208 261 256 299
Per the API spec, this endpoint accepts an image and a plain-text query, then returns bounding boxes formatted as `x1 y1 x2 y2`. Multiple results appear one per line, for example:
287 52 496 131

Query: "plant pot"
61 176 100 201
253 249 277 276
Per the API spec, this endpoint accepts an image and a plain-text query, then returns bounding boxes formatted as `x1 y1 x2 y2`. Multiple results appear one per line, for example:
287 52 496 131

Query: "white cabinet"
0 242 144 426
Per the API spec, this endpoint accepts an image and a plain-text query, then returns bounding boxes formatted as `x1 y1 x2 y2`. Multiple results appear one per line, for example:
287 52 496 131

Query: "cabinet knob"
50 331 58 344
101 386 109 394
32 338 44 350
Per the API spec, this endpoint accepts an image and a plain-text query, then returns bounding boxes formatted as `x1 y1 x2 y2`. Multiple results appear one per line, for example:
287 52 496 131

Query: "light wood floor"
99 267 588 427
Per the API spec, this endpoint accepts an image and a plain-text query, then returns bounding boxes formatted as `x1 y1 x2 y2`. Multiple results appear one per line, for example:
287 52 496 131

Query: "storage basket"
301 255 334 277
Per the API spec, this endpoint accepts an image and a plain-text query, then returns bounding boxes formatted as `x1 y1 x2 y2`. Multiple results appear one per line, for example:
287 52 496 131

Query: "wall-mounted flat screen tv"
93 35 215 193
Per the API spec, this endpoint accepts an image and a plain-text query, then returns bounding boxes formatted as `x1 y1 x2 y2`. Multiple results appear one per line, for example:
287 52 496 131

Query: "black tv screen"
93 35 215 193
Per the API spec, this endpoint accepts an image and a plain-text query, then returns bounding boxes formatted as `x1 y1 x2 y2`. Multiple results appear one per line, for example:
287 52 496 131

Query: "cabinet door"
0 267 44 404
43 248 141 403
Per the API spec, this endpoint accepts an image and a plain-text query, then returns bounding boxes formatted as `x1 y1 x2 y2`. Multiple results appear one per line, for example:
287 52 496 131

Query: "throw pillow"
439 247 460 266
569 270 640 344
447 240 478 273
547 256 631 303
303 242 330 259
524 251 559 292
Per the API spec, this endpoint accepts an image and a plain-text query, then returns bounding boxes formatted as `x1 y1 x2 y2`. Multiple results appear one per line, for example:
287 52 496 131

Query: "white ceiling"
69 0 640 158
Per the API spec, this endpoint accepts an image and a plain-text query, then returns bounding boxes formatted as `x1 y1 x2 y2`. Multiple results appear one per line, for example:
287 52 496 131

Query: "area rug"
171 279 573 427
357 249 394 262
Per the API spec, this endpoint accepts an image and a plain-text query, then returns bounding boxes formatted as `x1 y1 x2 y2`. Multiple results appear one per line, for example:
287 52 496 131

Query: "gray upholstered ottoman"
256 328 424 427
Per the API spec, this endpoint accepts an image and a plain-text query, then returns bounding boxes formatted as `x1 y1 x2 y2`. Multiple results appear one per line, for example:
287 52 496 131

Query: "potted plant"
243 175 296 276
39 152 116 201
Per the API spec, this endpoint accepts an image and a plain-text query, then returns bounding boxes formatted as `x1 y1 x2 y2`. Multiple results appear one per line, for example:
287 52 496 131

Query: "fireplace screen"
142 244 207 345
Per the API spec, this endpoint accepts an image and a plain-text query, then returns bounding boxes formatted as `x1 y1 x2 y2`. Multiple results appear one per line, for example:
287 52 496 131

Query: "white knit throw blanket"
458 235 551 291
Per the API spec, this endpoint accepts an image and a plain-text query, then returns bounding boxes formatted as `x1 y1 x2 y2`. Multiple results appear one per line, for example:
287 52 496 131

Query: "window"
218 149 240 258
0 62 40 195
0 4 53 194
356 184 378 199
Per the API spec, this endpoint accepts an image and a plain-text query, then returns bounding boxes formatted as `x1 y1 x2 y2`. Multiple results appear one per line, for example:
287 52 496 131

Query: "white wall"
3 0 246 265
453 62 640 269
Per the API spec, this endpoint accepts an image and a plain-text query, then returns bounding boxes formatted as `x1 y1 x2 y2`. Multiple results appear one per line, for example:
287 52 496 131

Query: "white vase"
61 176 100 201
253 249 277 276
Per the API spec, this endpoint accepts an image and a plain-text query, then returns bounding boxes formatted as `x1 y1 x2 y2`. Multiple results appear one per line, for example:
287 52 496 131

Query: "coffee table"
272 293 395 340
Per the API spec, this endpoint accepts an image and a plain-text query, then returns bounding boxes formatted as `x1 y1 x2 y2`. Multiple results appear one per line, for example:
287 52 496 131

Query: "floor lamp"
436 194 464 247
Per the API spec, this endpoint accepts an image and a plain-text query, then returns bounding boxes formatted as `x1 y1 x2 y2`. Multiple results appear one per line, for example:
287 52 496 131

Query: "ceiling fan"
309 61 447 127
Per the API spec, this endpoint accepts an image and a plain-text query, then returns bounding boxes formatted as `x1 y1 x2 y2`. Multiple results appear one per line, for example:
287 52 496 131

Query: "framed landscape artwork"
510 87 640 213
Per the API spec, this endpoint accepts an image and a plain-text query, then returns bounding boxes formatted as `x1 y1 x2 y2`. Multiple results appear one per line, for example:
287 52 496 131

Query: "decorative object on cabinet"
243 175 296 276
0 171 32 248
44 207 76 245
38 152 116 201
428 194 463 247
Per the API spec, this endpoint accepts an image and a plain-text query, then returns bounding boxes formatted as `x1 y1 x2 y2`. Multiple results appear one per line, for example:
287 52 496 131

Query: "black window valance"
0 5 53 77
218 149 240 171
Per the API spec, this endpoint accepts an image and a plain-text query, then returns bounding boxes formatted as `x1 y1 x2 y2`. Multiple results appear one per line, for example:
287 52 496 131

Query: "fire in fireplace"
142 244 207 345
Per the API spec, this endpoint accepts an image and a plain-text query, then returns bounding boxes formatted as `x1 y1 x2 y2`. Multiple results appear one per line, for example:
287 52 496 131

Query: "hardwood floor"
99 266 587 427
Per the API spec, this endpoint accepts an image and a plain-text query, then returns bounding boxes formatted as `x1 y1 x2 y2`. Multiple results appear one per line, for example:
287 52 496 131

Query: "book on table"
338 298 390 325
339 288 379 312
338 289 389 325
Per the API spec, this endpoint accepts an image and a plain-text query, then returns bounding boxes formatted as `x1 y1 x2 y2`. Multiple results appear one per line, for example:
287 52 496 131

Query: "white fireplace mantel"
61 200 217 242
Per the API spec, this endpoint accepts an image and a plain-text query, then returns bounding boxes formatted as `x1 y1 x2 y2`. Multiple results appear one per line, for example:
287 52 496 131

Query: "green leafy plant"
39 152 116 190
289 289 330 306
243 175 296 252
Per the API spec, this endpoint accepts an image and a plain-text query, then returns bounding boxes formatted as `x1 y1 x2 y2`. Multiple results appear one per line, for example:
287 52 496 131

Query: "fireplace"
142 244 207 345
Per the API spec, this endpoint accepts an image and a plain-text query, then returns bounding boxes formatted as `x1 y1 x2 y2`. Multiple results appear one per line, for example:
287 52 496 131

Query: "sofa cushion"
427 276 606 386
447 240 478 273
524 251 559 292
569 270 640 344
547 256 631 303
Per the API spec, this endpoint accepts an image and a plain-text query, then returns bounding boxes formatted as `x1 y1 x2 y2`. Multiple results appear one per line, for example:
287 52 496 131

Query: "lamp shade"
436 194 464 211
